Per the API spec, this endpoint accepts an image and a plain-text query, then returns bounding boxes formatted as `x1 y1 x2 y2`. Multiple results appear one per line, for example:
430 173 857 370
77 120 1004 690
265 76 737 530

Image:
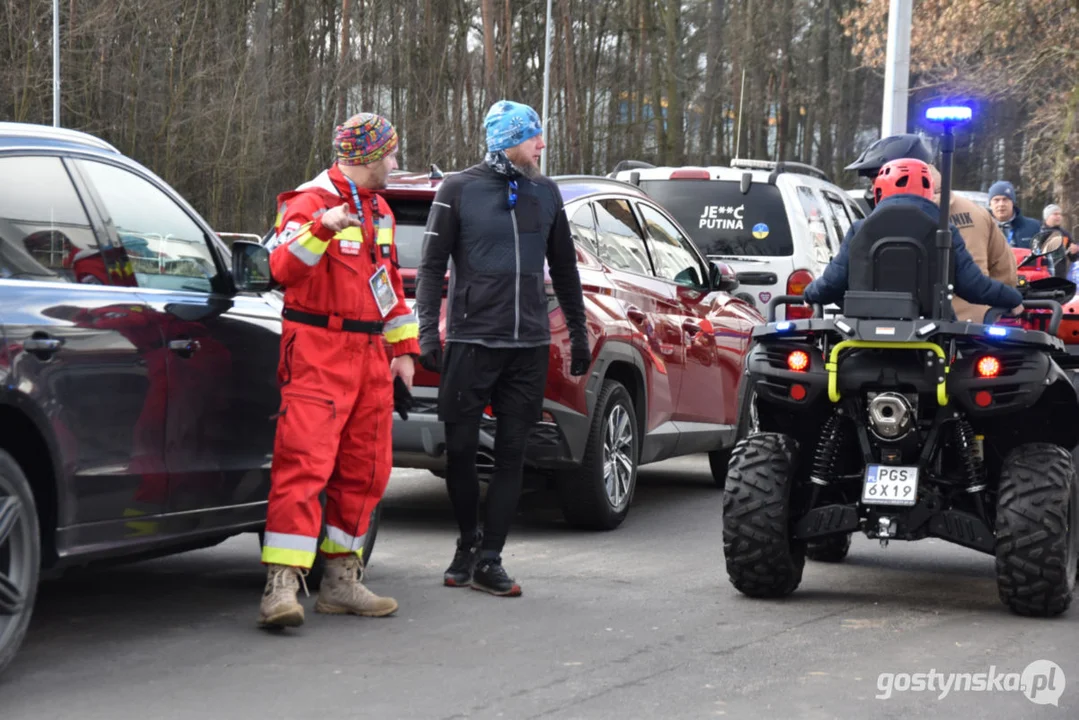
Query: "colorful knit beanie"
334 113 399 165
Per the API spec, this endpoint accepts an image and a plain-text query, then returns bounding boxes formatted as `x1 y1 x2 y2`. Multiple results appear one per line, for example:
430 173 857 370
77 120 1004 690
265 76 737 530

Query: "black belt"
283 308 383 334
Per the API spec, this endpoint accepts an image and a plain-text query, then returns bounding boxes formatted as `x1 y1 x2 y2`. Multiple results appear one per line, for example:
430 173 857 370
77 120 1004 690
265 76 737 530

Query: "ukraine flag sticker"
752 223 770 239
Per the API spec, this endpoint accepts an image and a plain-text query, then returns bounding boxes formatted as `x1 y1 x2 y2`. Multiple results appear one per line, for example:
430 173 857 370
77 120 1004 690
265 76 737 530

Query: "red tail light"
786 269 815 319
976 356 1001 378
787 350 810 372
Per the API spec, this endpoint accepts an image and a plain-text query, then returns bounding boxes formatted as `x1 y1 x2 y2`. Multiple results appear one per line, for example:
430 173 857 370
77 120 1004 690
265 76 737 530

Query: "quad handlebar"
767 293 1065 338
766 295 824 323
984 300 1065 336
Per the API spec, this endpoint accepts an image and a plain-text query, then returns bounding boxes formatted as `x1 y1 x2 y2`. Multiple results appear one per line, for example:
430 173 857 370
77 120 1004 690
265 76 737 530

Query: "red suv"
377 171 763 530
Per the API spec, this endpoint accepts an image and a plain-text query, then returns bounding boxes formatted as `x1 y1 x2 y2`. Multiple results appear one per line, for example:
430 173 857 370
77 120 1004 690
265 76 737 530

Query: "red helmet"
873 158 935 204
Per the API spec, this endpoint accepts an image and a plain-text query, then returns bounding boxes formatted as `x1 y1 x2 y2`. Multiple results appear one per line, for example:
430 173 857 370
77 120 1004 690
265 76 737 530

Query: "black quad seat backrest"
843 204 952 320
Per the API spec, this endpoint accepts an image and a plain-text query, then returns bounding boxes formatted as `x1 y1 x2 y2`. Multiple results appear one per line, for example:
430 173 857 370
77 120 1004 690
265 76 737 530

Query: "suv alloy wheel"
556 380 639 531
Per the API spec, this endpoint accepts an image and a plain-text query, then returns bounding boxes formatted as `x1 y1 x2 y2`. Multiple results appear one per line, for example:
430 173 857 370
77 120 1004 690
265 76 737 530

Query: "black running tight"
444 414 533 554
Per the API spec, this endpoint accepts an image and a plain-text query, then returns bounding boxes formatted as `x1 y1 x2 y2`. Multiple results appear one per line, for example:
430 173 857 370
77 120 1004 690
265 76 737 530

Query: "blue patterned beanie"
484 100 543 152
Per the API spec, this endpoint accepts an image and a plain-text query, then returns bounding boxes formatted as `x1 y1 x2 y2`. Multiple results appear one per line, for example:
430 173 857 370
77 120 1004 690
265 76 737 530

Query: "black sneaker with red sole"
443 534 481 587
471 559 522 597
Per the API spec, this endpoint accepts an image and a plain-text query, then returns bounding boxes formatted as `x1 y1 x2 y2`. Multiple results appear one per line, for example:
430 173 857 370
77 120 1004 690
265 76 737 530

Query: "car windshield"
637 179 794 257
383 197 431 269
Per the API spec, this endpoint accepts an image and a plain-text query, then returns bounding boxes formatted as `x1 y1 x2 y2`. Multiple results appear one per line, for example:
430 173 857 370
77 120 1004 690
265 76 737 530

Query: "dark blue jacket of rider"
803 195 1023 317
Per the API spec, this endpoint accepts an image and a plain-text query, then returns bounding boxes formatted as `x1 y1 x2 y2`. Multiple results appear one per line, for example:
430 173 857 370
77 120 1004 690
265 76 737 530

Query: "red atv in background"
1001 230 1079 349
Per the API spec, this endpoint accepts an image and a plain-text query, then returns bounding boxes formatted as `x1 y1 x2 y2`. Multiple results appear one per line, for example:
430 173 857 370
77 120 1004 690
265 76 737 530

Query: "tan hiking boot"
258 564 307 628
315 555 398 617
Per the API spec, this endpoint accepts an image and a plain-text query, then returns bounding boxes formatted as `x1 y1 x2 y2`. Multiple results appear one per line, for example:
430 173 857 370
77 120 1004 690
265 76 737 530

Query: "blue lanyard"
345 176 380 261
346 177 364 221
345 177 380 222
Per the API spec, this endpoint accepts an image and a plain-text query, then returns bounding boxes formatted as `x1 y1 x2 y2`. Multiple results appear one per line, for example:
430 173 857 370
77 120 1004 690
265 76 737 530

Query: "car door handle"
682 321 703 336
626 306 646 324
168 338 201 357
23 336 62 354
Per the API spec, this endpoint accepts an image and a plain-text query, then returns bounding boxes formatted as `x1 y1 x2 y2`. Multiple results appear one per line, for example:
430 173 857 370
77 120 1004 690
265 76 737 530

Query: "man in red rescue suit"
258 113 419 628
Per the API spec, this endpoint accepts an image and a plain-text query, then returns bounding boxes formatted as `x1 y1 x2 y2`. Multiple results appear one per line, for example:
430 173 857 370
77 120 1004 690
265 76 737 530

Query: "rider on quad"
846 134 1018 323
803 158 1024 321
722 108 1079 617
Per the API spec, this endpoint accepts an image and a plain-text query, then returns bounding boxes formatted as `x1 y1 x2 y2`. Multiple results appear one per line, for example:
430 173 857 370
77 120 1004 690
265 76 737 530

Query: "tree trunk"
815 0 833 174
776 0 794 160
700 0 725 161
1052 80 1079 220
662 0 684 164
502 0 512 99
633 0 647 155
561 0 582 172
481 0 498 104
337 0 351 124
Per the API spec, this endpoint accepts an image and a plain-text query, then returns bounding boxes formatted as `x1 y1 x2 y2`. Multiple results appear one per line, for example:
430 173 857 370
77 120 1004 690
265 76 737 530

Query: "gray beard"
518 161 541 179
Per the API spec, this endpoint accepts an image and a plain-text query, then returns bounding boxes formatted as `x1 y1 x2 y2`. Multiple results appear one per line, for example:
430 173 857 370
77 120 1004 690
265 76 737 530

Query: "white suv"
612 160 865 320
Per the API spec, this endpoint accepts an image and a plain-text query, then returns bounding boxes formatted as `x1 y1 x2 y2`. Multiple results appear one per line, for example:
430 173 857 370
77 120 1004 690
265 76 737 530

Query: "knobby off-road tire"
806 533 852 563
556 380 639 531
995 443 1079 617
722 433 806 598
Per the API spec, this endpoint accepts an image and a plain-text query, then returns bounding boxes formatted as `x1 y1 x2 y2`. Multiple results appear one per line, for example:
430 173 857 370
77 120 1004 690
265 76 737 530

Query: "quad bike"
1008 233 1079 347
722 117 1079 617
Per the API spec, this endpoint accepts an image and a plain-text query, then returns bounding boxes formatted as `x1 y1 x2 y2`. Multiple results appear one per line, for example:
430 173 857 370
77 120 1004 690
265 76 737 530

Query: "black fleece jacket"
415 162 588 353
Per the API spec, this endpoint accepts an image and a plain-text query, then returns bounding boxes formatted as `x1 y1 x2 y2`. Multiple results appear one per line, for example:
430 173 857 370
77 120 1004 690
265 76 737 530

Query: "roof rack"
0 122 119 153
554 174 644 188
729 158 830 183
608 159 656 177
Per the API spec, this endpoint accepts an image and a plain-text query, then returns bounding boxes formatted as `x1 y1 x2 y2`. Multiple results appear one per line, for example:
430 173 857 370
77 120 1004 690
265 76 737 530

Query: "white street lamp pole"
881 0 912 136
540 0 553 174
53 0 61 127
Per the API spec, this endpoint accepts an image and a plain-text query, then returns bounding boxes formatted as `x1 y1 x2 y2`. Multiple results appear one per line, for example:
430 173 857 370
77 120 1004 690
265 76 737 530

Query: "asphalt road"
1 455 1075 719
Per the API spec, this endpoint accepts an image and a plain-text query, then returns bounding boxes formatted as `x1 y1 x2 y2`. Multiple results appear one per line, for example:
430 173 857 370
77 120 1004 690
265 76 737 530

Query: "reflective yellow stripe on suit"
376 215 393 254
261 531 318 568
319 524 367 558
336 226 365 243
286 223 331 267
384 311 418 343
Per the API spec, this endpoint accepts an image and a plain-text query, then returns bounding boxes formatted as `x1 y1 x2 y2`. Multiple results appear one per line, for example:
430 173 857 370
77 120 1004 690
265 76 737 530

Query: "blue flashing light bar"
986 326 1009 337
926 106 973 123
775 321 793 331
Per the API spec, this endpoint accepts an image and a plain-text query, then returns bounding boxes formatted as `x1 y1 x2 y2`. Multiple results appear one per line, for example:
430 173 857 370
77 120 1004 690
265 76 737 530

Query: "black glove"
418 345 443 373
393 376 413 421
570 343 591 377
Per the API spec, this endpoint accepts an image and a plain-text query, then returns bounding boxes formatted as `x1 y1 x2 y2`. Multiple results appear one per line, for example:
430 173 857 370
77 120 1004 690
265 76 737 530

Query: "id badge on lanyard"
349 177 397 315
369 266 397 317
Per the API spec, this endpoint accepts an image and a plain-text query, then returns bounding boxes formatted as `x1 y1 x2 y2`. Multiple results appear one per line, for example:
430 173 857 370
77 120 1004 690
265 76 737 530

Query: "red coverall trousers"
260 164 418 568
262 322 392 566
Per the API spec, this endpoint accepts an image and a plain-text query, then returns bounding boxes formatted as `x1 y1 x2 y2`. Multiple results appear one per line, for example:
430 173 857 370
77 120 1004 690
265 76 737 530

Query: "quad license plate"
862 465 919 506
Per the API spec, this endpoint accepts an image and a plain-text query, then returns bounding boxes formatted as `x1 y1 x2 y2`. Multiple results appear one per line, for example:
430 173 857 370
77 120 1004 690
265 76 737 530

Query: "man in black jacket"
415 100 590 596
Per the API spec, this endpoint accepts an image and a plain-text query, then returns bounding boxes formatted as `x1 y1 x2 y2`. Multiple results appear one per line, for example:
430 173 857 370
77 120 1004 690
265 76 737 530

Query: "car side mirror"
709 261 739 292
232 240 273 293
